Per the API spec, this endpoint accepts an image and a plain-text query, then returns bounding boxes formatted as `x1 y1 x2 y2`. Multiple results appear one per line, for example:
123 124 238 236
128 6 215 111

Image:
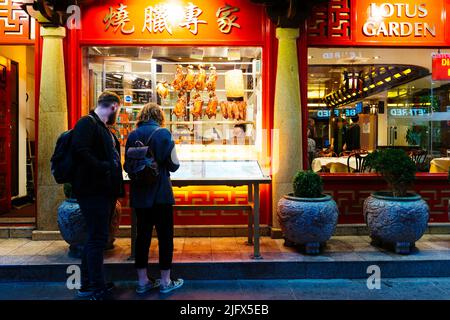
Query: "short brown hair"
137 103 165 127
98 91 121 108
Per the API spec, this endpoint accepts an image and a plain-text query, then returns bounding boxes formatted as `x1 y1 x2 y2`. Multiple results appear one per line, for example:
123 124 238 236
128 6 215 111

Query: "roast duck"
205 93 218 119
173 93 187 119
183 65 196 91
191 92 203 120
172 64 185 91
206 66 218 92
195 64 207 91
156 81 169 99
220 101 247 120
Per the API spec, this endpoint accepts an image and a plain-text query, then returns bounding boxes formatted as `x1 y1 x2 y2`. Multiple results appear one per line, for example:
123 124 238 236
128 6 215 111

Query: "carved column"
271 28 302 237
33 26 68 238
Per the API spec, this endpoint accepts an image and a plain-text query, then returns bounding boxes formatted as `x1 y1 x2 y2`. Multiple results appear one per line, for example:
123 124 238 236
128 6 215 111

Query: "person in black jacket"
71 91 124 300
346 115 361 151
124 103 183 295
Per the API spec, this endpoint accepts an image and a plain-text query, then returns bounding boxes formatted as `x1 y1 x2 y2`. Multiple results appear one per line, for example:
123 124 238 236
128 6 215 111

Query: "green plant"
293 171 323 198
364 149 417 197
405 125 427 148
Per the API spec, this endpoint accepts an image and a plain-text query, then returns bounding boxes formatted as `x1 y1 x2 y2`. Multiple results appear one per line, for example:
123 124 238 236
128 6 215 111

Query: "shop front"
306 0 450 224
69 0 276 239
1 0 449 241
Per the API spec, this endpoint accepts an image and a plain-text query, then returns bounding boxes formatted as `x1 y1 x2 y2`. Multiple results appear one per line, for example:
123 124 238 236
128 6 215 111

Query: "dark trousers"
134 204 174 270
78 195 116 290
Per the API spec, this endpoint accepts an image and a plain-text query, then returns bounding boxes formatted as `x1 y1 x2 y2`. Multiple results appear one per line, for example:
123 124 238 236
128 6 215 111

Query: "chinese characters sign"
80 0 263 43
103 2 241 36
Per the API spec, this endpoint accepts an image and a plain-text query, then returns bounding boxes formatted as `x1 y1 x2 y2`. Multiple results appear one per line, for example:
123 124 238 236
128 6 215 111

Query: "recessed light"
373 56 381 60
308 55 313 59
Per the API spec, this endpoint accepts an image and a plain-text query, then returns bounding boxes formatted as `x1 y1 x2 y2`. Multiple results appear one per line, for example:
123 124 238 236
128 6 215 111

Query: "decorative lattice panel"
323 175 450 224
118 184 253 225
308 0 351 42
0 0 34 43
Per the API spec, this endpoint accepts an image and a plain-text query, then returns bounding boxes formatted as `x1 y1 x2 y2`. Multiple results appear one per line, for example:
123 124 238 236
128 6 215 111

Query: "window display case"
83 46 265 165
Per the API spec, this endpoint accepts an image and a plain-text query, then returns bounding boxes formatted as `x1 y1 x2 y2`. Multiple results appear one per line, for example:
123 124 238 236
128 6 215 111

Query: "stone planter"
57 199 87 258
364 192 429 254
57 199 122 258
277 194 339 254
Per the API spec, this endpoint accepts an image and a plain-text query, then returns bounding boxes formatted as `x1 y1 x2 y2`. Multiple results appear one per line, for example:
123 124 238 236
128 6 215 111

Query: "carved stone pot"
57 199 122 258
277 194 339 255
364 192 429 254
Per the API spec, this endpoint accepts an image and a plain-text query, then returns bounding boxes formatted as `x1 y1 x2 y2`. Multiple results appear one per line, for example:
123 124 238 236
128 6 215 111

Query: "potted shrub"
363 149 429 254
277 171 339 255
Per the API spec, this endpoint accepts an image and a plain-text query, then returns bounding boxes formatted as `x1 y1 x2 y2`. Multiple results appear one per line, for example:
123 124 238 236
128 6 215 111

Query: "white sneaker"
160 278 184 294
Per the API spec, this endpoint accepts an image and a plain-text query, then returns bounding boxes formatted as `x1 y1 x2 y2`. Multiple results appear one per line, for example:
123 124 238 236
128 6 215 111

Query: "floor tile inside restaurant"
0 235 449 265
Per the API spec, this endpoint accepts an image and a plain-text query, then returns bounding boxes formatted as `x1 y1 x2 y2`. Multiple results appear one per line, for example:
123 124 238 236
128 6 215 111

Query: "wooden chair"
347 152 370 173
408 149 428 172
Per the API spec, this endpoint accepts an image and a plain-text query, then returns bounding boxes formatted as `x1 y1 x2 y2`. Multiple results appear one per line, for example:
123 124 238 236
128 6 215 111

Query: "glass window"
82 46 265 163
308 48 450 174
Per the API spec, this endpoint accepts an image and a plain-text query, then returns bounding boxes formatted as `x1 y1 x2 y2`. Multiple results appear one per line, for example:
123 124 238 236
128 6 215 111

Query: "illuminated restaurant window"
307 48 450 174
82 46 265 164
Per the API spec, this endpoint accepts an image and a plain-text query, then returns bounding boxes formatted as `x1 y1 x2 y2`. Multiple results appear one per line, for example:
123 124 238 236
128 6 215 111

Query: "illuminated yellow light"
363 87 369 91
394 73 402 78
376 81 383 86
369 84 375 88
403 68 412 75
165 1 185 26
384 77 392 82
352 93 357 96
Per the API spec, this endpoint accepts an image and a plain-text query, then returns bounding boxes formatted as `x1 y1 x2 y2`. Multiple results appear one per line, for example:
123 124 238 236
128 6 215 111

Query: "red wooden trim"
320 173 449 181
299 21 309 170
65 28 82 128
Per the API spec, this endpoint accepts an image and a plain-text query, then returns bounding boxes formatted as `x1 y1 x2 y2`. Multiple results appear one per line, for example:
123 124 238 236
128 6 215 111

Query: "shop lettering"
103 2 241 35
317 109 357 118
389 108 428 116
363 3 436 38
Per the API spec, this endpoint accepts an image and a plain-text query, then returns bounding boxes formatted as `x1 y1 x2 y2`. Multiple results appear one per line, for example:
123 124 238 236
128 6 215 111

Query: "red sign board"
79 0 265 45
432 54 450 81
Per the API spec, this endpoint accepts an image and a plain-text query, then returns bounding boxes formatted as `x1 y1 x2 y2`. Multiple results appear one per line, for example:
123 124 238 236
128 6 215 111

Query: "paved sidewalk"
1 235 450 265
0 278 449 300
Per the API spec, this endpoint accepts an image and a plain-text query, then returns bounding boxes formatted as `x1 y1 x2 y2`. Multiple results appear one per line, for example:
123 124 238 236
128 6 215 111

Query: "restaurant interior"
307 47 450 174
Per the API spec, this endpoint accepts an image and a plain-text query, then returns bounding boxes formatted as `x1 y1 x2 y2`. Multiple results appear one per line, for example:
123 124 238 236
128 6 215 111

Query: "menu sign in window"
432 53 450 81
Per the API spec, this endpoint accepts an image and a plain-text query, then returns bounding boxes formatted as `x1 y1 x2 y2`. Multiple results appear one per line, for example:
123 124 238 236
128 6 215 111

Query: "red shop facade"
0 0 448 234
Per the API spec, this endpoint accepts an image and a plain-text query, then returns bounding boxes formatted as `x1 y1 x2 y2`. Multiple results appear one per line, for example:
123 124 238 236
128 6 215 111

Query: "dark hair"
97 91 121 108
234 124 246 133
352 115 360 123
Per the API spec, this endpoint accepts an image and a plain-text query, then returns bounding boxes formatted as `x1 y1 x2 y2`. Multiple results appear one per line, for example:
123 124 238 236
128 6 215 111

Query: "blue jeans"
78 195 115 290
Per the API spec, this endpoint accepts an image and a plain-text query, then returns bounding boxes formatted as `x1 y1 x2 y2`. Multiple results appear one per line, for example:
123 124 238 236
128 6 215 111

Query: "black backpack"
51 130 75 184
124 128 161 187
50 115 95 184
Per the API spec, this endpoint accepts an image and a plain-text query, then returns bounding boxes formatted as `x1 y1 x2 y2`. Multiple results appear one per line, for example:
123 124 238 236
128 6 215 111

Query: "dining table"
429 157 450 173
311 156 359 173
